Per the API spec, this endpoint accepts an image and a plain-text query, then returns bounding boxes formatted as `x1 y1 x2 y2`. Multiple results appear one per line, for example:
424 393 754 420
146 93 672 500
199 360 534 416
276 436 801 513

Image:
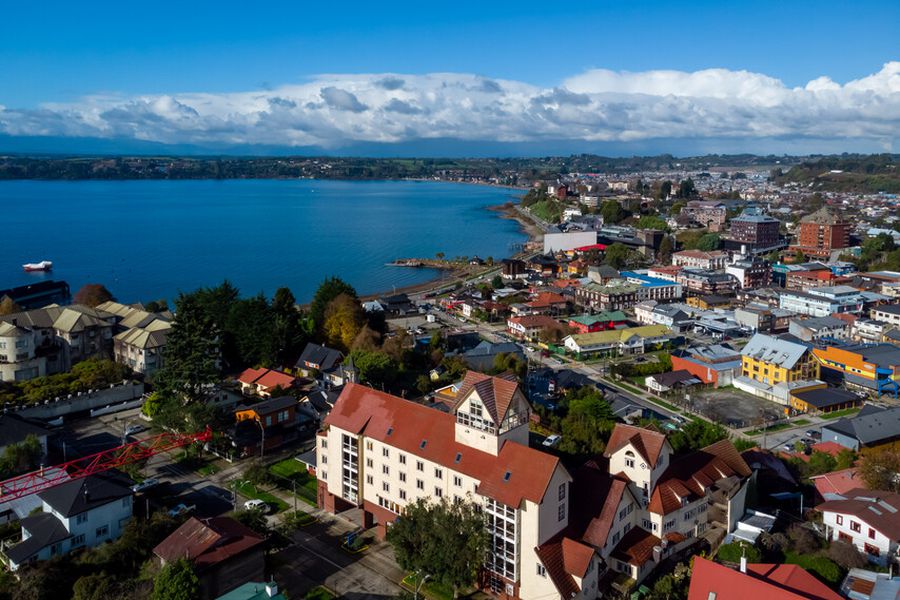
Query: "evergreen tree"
310 277 358 333
156 292 220 401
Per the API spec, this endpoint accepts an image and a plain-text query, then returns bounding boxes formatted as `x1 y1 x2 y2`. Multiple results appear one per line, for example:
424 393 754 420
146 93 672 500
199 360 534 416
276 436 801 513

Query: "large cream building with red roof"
317 375 752 600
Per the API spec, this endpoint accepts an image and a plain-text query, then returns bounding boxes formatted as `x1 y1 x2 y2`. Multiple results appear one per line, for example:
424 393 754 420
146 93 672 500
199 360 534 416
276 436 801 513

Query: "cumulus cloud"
0 64 898 149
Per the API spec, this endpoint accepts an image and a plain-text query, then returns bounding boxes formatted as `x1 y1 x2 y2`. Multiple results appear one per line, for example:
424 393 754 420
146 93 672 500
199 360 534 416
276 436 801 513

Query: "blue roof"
620 271 675 288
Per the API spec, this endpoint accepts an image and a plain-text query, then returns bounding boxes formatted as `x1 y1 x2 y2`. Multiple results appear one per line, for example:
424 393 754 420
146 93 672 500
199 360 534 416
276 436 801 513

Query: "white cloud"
1 63 898 150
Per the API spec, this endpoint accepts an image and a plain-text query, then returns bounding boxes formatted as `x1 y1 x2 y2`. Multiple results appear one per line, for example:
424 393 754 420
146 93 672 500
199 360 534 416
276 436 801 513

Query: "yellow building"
740 333 819 385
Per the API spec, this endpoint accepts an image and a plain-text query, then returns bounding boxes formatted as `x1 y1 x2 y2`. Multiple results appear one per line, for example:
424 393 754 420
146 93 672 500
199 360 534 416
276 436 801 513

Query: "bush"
827 540 867 570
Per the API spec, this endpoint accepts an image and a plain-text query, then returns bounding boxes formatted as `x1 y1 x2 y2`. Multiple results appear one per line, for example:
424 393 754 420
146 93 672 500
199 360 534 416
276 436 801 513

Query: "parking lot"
686 387 783 428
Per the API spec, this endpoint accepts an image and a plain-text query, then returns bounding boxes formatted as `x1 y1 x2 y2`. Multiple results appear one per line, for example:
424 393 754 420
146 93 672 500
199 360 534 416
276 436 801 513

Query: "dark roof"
153 517 265 571
792 388 859 409
873 303 900 316
0 415 50 448
237 396 297 416
296 343 343 371
823 406 900 445
816 488 900 540
38 472 132 518
304 389 339 412
4 512 70 564
648 370 701 388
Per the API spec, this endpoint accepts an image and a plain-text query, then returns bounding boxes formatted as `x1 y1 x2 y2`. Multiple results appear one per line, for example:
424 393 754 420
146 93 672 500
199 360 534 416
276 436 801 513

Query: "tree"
323 293 365 352
350 349 397 387
668 420 728 454
72 573 119 600
387 497 487 597
558 387 615 457
677 178 696 199
0 434 43 479
73 284 114 307
793 249 807 264
151 559 199 600
225 294 277 368
805 451 837 477
0 297 22 316
155 292 220 401
490 275 503 289
144 299 169 313
696 233 721 251
658 236 674 264
635 215 669 231
827 540 867 570
600 200 625 224
603 243 630 269
658 180 673 200
271 287 305 365
859 449 900 492
310 277 358 333
834 448 856 470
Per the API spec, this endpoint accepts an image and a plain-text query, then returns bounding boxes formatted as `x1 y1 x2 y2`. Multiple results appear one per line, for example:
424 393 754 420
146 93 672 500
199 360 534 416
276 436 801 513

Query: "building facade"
791 207 851 259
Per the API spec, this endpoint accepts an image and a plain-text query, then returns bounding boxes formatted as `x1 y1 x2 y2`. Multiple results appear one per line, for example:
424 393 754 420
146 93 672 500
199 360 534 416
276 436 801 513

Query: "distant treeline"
774 153 899 193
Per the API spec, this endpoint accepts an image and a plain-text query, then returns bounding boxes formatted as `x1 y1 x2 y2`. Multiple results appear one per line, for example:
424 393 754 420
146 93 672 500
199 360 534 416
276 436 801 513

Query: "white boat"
23 260 53 272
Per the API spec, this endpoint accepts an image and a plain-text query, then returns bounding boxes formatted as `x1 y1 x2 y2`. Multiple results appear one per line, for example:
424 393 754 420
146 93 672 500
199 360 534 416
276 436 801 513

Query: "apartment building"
871 304 900 327
680 201 727 232
671 250 728 270
727 209 782 251
676 269 739 297
790 207 851 259
97 300 173 375
575 281 640 312
619 272 683 302
317 373 577 600
740 333 820 386
725 257 771 289
0 322 46 382
779 286 867 317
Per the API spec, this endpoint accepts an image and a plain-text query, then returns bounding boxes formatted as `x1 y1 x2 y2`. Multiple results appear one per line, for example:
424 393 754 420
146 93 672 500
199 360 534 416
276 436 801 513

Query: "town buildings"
820 406 900 452
566 312 628 334
562 326 673 357
725 257 772 289
817 489 900 566
98 300 173 375
779 286 867 317
871 304 900 327
672 250 728 270
680 201 727 232
671 345 742 388
676 269 739 297
575 281 640 312
736 333 820 403
790 206 851 259
725 208 783 252
813 343 900 397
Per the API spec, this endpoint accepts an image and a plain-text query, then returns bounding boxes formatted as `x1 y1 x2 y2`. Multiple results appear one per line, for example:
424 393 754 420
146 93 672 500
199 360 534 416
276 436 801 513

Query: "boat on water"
23 260 53 272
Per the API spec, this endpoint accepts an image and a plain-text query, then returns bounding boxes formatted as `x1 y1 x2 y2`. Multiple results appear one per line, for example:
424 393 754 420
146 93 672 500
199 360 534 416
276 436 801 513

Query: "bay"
0 179 525 303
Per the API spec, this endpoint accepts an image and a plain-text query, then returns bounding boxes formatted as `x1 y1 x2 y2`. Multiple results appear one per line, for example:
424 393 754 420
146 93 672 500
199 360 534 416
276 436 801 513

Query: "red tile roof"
649 439 751 515
809 467 865 498
610 527 660 567
323 381 563 508
528 292 568 309
253 369 296 390
816 488 900 539
568 463 632 550
604 424 668 467
153 517 265 571
508 315 562 330
238 367 267 385
453 371 521 426
688 556 843 600
535 536 596 599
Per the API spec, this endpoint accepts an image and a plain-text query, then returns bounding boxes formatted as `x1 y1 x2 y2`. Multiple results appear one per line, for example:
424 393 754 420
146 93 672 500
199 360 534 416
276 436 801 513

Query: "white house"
3 473 133 570
817 488 900 566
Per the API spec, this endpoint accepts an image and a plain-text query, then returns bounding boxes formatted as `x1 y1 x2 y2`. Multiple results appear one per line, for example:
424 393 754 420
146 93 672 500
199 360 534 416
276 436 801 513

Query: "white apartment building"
871 304 900 328
0 322 46 382
818 489 900 566
672 250 728 270
318 373 589 600
779 286 867 318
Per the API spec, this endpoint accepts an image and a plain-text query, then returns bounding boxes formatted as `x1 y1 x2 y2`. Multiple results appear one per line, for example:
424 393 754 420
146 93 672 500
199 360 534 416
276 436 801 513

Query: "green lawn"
792 418 811 426
268 458 319 506
401 574 457 600
234 481 289 512
305 586 336 600
820 407 862 420
784 551 843 584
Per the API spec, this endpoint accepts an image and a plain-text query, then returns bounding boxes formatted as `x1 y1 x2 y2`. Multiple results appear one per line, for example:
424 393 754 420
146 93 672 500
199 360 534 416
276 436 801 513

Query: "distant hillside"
776 154 899 193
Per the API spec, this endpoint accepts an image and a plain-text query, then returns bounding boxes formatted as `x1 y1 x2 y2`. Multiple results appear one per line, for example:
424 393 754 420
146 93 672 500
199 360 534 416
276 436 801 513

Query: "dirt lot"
687 387 783 428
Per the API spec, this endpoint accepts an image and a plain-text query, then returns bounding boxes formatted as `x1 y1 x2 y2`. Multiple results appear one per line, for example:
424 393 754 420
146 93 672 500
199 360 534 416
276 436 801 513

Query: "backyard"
269 457 319 506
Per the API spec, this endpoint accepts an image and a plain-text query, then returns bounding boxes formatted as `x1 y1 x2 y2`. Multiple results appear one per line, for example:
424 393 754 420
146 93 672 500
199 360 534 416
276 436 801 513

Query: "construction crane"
0 426 213 503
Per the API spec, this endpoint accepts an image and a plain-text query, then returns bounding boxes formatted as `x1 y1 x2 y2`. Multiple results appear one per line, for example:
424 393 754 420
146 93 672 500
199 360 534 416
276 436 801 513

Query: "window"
417 479 424 490
321 456 327 464
321 439 327 449
536 564 547 577
454 476 462 487
558 503 566 522
416 461 424 472
95 525 109 539
366 458 373 468
435 488 443 498
625 458 635 468
836 515 844 525
399 490 407 500
382 482 390 492
851 521 861 533
399 454 406 465
864 543 880 557
383 448 389 457
76 513 88 525
434 468 443 479
382 465 389 475
71 534 85 547
399 472 406 482
265 416 272 427
366 475 374 484
869 528 876 540
558 483 566 501
366 441 373 450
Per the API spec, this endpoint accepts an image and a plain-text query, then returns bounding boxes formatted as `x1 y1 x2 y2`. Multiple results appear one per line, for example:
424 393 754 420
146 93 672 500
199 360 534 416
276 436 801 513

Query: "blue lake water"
0 179 525 303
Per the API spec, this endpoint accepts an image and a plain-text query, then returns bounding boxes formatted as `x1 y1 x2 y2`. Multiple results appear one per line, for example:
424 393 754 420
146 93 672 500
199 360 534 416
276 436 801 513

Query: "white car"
542 434 562 448
167 503 195 517
243 499 269 513
131 478 160 493
125 424 146 437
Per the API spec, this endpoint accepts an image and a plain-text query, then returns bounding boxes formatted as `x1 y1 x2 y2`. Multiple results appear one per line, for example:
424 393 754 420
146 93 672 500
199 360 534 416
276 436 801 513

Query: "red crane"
0 426 213 502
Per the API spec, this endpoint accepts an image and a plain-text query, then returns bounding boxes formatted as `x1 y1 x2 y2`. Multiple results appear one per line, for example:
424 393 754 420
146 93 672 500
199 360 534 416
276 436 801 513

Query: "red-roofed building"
153 517 266 599
507 315 565 341
237 367 298 397
809 467 865 501
527 292 570 315
688 556 843 600
318 374 574 600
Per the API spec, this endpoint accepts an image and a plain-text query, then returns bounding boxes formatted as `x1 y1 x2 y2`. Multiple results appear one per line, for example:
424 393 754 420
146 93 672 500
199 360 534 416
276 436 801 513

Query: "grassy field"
402 574 458 600
269 458 319 506
820 407 862 420
234 481 289 512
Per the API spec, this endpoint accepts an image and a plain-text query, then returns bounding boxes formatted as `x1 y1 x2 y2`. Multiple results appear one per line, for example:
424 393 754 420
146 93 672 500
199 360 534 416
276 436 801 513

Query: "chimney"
739 555 747 574
265 581 279 598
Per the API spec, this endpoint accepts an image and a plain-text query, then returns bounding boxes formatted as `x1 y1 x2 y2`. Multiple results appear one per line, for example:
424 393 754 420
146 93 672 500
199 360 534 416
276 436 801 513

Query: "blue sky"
1 0 898 155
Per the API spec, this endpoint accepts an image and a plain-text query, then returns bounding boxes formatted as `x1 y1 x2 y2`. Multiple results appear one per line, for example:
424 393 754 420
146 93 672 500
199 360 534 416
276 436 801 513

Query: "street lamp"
254 418 265 458
414 572 431 600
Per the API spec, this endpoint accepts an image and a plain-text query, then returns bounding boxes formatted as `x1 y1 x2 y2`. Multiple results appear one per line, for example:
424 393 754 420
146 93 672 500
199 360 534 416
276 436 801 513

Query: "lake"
0 179 525 303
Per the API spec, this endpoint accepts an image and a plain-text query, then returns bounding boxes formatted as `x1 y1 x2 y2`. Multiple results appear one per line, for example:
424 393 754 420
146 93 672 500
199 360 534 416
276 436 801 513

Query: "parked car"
125 424 147 437
131 478 160 493
782 444 794 452
243 499 270 513
167 503 196 518
805 429 821 439
542 434 562 448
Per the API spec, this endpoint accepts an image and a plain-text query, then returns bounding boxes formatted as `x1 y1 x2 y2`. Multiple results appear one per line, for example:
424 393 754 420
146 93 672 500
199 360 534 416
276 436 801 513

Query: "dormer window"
625 450 636 468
